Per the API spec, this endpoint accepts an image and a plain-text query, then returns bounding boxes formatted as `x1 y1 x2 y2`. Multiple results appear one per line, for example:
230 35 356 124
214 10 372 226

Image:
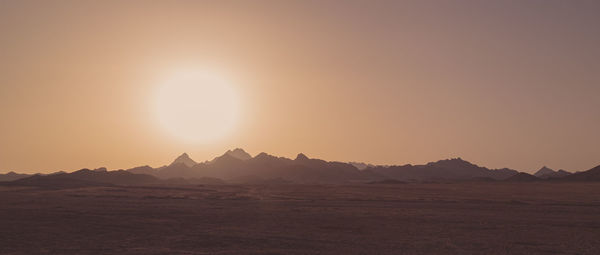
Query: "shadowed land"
1 183 599 255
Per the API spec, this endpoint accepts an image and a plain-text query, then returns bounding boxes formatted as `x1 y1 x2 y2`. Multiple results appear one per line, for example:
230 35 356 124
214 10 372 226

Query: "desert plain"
1 182 599 254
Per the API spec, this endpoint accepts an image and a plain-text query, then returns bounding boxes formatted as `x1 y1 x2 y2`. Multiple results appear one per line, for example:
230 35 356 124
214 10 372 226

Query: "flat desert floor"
1 183 599 254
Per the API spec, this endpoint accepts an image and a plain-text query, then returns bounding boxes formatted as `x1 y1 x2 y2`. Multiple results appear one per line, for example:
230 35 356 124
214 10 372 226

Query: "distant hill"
6 169 159 188
126 165 158 176
0 172 31 182
365 158 519 181
7 174 109 188
559 165 600 182
504 172 539 182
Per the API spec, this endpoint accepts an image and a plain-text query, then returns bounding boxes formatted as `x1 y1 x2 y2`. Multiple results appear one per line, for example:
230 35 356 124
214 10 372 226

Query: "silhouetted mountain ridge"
559 165 600 182
6 168 159 188
0 171 31 182
365 157 519 181
3 149 600 186
139 153 524 183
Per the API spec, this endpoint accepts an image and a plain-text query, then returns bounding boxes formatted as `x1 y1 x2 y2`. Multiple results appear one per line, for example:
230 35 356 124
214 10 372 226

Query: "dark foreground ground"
1 183 599 254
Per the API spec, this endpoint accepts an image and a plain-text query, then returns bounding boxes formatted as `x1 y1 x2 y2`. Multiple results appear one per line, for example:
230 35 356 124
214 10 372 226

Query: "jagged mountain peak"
170 153 197 167
225 148 252 160
534 166 555 177
295 153 309 161
255 152 276 159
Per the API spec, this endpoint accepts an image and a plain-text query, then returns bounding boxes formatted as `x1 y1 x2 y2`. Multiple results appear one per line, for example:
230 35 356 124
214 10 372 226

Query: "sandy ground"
1 183 599 254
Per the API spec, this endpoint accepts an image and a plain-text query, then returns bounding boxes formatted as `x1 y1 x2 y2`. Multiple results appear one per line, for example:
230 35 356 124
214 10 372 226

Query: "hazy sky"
1 1 599 174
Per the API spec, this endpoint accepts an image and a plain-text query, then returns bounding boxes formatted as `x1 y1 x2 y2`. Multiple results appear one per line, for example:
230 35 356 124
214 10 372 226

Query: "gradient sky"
1 1 599 174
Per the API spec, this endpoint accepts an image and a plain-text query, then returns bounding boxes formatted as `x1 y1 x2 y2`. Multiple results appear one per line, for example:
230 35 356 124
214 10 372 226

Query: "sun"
154 70 239 143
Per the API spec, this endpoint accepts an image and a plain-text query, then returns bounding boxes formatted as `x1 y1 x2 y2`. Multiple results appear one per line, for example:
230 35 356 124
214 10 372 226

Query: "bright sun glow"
155 70 239 143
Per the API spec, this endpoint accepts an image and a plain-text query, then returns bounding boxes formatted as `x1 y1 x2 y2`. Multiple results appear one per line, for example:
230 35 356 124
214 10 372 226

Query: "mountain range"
1 148 599 187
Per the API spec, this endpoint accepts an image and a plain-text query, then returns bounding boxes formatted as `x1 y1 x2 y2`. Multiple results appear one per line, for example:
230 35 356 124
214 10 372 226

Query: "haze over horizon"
1 1 599 174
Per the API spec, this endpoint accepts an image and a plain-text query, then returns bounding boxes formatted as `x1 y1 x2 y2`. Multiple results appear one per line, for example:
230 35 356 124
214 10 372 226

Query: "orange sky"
1 1 599 174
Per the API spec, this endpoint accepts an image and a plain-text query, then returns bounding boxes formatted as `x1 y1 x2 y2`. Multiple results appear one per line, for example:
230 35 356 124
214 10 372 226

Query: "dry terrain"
1 183 599 254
